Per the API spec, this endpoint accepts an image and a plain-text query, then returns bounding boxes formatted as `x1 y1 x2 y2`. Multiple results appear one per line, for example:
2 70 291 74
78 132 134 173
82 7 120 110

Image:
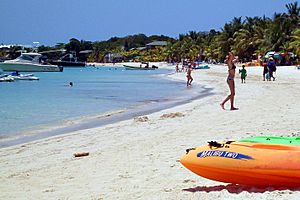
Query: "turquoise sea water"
0 66 210 146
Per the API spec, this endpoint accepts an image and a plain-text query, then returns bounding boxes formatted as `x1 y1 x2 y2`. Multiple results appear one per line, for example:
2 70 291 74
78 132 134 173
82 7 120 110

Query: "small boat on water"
9 72 39 81
194 65 210 70
123 62 158 70
0 74 14 82
0 53 63 72
180 141 300 187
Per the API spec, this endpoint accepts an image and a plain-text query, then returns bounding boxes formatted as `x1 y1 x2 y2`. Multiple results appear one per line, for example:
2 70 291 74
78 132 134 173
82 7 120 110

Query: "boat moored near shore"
0 53 63 72
123 62 158 70
0 74 14 82
49 53 86 67
9 72 39 80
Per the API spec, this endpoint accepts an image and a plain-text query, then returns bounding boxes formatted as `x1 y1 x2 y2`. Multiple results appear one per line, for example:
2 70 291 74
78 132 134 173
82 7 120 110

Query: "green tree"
289 28 300 57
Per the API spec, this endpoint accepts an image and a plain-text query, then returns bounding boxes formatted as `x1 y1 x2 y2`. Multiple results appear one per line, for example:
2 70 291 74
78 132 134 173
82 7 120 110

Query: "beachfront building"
146 41 167 49
104 53 123 63
128 41 167 52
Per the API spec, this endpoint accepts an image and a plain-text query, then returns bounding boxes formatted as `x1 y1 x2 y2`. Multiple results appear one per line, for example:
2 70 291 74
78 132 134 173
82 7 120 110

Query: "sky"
0 0 296 46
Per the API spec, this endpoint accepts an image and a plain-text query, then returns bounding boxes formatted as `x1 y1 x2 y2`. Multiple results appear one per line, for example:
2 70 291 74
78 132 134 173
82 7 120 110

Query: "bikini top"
228 63 236 71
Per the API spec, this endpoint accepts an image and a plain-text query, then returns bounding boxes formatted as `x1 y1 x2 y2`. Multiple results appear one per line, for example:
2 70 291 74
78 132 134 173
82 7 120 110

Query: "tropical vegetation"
0 2 299 64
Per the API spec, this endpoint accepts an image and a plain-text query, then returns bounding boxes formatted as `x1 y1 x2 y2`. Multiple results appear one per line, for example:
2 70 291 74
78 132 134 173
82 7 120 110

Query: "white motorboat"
0 53 63 72
9 72 39 81
0 74 14 82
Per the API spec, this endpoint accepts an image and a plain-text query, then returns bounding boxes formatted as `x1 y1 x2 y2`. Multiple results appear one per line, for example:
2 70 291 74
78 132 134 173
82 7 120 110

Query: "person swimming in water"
220 52 238 110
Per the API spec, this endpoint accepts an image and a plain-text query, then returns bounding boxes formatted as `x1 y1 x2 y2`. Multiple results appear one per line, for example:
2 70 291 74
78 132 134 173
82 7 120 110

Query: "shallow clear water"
0 66 192 140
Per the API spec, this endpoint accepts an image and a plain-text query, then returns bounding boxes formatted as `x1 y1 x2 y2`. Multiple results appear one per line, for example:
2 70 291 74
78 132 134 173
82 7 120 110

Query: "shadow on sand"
183 184 300 194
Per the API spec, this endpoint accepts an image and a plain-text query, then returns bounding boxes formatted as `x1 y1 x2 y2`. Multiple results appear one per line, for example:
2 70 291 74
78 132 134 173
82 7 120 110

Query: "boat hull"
123 64 156 70
0 76 14 82
11 75 39 81
180 142 300 187
194 65 210 69
0 63 63 72
49 60 86 67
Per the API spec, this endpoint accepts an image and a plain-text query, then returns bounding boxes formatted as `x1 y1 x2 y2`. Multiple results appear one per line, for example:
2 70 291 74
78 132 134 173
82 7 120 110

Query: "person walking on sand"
267 57 276 81
175 63 179 73
263 61 269 81
181 63 185 72
186 65 193 86
220 52 238 110
239 65 247 83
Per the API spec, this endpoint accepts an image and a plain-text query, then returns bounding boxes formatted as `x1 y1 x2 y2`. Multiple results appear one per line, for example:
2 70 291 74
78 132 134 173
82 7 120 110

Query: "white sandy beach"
1 64 300 200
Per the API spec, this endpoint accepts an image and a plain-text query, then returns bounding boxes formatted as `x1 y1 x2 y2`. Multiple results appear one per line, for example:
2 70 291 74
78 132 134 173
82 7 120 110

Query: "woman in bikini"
186 65 193 86
220 52 238 110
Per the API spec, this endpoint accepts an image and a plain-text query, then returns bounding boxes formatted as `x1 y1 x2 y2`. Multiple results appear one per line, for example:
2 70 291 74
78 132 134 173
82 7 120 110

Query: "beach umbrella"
281 52 297 59
273 53 281 59
265 51 281 59
264 51 274 58
288 52 296 58
266 51 275 55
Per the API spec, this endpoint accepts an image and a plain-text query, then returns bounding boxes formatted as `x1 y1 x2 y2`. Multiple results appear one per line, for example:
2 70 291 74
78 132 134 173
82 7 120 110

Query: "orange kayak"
180 141 300 187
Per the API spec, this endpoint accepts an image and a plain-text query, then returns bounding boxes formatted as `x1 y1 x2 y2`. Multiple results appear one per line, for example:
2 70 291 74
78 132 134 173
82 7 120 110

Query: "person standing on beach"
220 52 238 110
267 57 276 81
186 65 193 86
175 63 179 73
181 63 185 72
239 65 247 83
263 61 269 81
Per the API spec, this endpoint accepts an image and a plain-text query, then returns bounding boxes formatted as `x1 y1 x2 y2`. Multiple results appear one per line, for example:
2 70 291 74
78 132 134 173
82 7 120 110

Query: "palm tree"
232 17 269 60
253 16 272 55
217 17 243 59
288 28 300 57
285 2 300 25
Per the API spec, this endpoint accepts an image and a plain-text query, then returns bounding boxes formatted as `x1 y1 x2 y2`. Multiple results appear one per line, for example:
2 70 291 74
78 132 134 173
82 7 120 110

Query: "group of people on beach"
263 57 277 81
176 52 280 111
176 52 239 110
175 63 186 73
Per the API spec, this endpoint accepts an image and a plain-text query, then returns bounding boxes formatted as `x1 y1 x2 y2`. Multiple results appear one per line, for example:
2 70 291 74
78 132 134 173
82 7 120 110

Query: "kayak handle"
185 148 196 154
208 141 235 148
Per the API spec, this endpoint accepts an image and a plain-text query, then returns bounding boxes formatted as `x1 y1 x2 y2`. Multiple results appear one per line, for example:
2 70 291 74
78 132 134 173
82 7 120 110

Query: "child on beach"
175 63 179 73
239 65 247 83
263 62 269 81
186 65 193 86
181 64 185 72
266 71 270 81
